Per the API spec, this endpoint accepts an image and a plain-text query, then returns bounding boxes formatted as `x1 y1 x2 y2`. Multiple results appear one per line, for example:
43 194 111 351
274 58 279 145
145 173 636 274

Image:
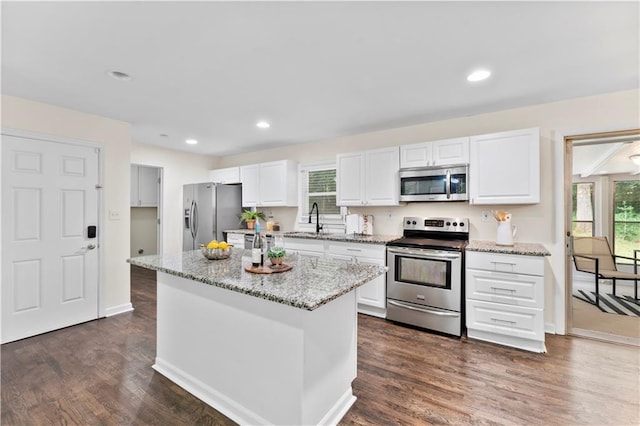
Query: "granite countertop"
225 229 401 245
128 249 387 311
466 240 550 256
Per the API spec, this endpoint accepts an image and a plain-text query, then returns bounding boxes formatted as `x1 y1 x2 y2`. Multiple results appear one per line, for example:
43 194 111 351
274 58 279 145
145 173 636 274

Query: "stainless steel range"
386 216 469 337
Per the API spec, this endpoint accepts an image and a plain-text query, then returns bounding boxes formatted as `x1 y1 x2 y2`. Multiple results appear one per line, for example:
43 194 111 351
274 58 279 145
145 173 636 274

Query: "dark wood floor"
2 266 639 425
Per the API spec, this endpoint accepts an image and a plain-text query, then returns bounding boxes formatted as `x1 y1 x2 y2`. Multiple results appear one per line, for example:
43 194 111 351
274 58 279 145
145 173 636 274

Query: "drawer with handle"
466 251 544 276
466 269 544 308
326 241 385 259
466 299 544 341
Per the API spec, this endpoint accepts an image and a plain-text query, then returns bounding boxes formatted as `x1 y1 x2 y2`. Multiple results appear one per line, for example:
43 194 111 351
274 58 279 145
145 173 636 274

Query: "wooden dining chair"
572 236 639 307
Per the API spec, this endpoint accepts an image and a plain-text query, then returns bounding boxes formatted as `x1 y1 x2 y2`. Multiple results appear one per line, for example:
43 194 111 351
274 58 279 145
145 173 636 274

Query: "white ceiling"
2 1 638 157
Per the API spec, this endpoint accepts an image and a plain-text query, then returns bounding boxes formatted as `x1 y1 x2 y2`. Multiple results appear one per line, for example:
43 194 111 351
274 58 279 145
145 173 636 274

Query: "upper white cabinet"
259 160 298 206
209 167 241 184
240 164 259 207
240 160 297 207
469 128 540 205
400 137 469 168
131 164 158 207
337 147 400 206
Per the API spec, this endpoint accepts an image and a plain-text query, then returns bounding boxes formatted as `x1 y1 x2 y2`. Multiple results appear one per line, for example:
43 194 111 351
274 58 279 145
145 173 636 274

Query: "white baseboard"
104 303 134 317
153 357 269 426
545 322 557 334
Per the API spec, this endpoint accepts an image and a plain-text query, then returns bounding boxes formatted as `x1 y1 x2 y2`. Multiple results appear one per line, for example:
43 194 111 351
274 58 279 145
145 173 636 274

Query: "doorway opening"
130 164 163 257
565 129 640 345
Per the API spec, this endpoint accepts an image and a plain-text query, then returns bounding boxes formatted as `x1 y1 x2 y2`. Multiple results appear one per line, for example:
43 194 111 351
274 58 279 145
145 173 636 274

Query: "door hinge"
157 218 161 225
157 177 161 184
95 184 103 189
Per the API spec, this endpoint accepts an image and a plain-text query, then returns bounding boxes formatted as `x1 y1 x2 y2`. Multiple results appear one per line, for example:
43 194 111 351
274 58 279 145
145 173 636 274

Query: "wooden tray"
245 263 293 274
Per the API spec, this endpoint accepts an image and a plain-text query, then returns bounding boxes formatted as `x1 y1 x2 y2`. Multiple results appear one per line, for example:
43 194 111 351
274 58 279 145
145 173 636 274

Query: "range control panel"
402 216 469 233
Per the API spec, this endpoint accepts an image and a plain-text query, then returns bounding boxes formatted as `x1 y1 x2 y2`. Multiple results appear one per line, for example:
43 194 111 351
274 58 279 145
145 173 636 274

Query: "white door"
2 134 100 343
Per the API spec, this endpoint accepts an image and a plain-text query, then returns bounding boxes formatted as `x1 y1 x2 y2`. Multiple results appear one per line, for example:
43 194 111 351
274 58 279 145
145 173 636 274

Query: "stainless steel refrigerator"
183 183 242 251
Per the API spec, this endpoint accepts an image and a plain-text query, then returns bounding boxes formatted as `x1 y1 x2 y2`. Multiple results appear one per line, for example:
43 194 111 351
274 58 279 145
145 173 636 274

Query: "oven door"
386 246 462 312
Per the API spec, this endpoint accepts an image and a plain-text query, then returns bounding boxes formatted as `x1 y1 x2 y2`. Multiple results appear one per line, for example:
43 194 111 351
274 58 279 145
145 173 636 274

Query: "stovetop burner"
387 216 470 251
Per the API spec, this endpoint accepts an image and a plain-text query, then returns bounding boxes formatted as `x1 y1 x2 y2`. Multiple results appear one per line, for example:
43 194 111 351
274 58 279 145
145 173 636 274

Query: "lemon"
218 242 229 249
206 240 219 249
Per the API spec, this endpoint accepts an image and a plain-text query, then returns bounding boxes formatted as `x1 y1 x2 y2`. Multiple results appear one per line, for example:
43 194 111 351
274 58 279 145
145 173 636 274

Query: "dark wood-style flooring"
2 266 639 425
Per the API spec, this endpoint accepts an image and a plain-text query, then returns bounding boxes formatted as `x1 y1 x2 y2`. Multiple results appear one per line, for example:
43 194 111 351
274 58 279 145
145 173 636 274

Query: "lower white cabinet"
286 238 387 318
225 232 246 247
465 251 546 353
327 241 387 318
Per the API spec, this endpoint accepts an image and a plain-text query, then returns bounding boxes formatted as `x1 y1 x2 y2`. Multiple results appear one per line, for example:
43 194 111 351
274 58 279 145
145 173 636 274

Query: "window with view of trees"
301 166 341 222
572 182 594 237
613 180 640 263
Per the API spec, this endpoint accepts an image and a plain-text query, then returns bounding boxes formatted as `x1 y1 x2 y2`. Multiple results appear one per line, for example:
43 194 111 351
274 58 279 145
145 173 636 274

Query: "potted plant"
240 209 265 230
267 247 286 266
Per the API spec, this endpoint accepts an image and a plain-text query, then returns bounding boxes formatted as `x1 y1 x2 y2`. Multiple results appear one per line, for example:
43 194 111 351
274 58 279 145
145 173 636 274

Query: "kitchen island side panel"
154 271 357 426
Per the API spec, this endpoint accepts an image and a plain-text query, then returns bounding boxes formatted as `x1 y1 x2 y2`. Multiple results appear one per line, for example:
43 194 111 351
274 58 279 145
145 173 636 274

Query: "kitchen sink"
283 231 322 238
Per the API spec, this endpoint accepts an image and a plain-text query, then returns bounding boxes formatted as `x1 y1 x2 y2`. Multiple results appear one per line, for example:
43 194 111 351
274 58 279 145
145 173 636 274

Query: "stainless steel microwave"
399 165 469 202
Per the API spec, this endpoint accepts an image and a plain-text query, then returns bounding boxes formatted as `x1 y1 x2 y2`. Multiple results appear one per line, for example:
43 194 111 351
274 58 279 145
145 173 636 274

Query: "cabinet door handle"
346 248 362 252
491 318 517 325
490 287 516 293
490 261 517 266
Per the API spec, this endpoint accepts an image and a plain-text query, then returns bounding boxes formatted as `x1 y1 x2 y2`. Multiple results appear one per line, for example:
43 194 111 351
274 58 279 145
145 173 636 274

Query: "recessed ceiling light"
185 139 198 145
467 69 491 82
107 70 133 81
256 121 271 129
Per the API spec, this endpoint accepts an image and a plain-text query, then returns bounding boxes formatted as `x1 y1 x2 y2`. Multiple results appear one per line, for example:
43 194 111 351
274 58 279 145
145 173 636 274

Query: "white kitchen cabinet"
326 241 387 318
131 164 158 207
285 239 324 260
337 147 400 206
225 232 245 247
469 127 540 205
209 167 241 184
400 137 469 168
240 164 259 207
240 160 297 207
465 251 546 353
258 160 298 206
285 237 387 318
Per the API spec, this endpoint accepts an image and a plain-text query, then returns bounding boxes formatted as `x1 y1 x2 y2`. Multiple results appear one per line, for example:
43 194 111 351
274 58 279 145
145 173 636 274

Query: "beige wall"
218 89 640 331
1 94 132 315
130 143 217 254
130 207 158 257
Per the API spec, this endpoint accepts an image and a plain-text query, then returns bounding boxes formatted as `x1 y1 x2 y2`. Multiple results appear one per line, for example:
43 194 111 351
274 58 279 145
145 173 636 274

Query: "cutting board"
245 263 293 274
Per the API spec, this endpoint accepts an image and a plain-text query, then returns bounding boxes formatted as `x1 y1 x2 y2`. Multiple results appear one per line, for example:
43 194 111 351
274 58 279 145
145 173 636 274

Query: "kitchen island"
128 249 387 426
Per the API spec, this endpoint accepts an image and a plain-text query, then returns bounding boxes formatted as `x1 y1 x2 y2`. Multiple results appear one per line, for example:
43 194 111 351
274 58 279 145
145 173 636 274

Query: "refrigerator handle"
192 201 199 240
185 205 191 230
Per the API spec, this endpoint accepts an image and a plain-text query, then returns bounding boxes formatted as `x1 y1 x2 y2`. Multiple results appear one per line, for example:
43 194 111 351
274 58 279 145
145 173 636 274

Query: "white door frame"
0 128 106 317
553 123 640 336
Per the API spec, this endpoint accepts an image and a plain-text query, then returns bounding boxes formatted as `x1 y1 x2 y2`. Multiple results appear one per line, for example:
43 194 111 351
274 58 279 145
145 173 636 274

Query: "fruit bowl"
200 245 232 260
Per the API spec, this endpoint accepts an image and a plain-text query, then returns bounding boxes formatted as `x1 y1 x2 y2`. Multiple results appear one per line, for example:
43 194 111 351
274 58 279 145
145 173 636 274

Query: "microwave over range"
399 164 469 202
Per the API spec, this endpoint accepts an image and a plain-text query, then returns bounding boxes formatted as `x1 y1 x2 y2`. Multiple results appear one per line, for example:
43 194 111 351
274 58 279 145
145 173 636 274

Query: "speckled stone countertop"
128 249 387 310
225 229 401 245
466 240 550 256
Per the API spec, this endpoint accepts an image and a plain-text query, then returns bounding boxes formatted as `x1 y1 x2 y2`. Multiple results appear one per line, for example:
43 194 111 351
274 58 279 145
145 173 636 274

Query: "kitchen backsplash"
256 203 549 243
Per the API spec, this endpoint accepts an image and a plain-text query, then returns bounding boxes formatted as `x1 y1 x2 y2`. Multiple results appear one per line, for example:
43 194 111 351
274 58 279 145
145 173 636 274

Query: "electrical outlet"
109 210 121 221
481 211 491 222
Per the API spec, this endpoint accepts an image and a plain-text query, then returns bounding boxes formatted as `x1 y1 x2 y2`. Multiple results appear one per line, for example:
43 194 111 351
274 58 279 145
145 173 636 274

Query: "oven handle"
388 300 460 317
387 247 461 260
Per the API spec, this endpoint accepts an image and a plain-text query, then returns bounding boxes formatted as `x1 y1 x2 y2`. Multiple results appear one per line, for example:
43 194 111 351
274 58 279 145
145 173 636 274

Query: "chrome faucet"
309 202 323 234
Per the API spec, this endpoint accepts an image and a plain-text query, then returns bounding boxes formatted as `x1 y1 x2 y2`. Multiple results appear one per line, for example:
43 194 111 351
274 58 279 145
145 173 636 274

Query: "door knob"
87 244 96 250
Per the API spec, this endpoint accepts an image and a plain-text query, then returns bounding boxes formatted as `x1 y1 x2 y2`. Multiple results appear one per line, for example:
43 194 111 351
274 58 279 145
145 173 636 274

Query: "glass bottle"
252 221 264 267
